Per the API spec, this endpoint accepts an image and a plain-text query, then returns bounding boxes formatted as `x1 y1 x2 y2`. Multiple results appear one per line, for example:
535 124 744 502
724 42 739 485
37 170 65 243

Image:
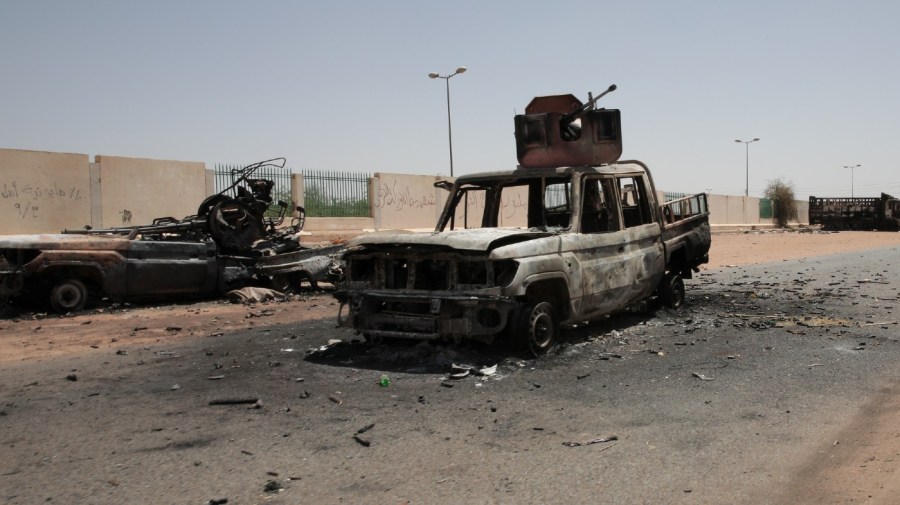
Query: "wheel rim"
530 306 555 349
672 279 685 308
59 285 82 309
53 281 86 311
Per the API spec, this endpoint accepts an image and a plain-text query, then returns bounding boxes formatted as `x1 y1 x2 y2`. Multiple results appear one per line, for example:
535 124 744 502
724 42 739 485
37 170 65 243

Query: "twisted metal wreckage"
0 158 343 313
334 86 712 356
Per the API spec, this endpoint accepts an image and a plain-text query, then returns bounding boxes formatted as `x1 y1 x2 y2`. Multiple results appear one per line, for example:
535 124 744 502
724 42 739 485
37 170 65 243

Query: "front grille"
346 252 501 291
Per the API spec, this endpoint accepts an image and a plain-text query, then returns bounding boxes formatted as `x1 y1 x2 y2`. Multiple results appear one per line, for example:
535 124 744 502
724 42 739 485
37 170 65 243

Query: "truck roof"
452 160 650 184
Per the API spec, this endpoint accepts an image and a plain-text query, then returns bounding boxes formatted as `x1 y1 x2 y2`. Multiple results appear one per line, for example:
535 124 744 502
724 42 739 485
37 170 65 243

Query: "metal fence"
759 198 773 219
664 191 688 202
214 162 293 217
300 169 370 217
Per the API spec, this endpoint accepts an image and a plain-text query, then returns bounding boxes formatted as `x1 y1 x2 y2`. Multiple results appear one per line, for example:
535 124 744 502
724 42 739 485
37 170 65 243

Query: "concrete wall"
96 155 207 228
707 194 762 225
0 149 91 234
707 193 809 228
1 147 811 237
372 173 448 231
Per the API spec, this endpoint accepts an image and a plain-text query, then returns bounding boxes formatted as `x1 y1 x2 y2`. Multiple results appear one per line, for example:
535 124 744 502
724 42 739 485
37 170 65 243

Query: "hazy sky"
2 1 898 198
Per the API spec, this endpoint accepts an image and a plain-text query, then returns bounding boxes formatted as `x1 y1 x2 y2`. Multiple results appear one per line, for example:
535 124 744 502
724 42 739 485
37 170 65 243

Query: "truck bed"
660 193 711 272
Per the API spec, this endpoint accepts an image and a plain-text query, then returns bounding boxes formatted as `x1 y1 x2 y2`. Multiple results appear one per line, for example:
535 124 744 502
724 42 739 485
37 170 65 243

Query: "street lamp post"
428 67 466 177
734 138 760 196
843 164 861 197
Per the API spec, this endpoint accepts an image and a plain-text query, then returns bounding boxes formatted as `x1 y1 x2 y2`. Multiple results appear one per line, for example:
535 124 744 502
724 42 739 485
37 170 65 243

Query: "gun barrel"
561 84 617 125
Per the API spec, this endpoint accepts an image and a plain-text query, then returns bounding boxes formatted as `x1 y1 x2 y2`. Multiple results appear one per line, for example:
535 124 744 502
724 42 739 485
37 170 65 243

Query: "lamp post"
734 138 760 196
843 164 861 197
428 67 466 177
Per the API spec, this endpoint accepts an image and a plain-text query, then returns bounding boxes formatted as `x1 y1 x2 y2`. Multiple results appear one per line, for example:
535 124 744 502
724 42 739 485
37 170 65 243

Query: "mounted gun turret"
514 84 622 168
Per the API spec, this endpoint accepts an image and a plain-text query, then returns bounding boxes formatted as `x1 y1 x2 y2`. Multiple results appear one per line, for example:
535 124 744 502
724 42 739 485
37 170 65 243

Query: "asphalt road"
1 245 899 504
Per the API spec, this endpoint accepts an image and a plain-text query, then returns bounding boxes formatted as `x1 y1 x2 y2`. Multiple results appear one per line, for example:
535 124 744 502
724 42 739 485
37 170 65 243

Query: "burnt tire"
661 274 685 309
516 301 559 357
50 278 88 314
270 272 300 294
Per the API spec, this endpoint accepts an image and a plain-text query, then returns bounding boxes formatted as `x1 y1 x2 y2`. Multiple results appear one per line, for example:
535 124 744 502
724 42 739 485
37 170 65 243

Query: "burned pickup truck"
0 158 341 313
334 87 710 355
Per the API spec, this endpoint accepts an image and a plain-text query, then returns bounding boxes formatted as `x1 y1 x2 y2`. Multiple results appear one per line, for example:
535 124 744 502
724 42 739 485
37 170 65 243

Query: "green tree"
764 178 799 228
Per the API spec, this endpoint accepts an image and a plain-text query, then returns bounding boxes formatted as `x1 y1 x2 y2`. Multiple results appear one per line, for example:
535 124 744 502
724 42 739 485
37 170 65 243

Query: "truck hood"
0 234 132 250
345 228 557 253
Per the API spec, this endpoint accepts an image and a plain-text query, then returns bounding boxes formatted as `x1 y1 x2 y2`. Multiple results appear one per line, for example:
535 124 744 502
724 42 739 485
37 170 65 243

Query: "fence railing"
300 169 370 217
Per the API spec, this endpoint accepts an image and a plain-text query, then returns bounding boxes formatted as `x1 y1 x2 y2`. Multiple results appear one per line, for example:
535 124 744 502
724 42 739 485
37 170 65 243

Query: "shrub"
764 179 798 227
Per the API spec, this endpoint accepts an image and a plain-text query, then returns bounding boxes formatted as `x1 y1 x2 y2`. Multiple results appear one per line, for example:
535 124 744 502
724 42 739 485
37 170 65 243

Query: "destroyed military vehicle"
334 86 711 356
808 193 900 231
0 158 341 313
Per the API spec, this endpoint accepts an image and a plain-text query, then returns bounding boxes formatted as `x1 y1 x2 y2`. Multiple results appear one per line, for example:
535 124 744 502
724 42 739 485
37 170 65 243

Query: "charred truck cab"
334 86 710 356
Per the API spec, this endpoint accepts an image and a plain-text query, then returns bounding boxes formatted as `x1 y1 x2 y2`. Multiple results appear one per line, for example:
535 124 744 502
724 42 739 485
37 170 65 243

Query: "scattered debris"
208 397 259 405
66 374 77 381
208 499 228 505
860 320 896 327
448 370 470 380
357 423 375 434
263 480 283 493
352 435 371 447
328 395 343 404
562 435 618 447
207 375 225 380
226 287 284 304
692 372 715 381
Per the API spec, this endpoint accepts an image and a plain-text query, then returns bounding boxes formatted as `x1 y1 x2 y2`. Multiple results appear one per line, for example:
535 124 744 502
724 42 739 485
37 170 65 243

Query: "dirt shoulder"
703 230 900 269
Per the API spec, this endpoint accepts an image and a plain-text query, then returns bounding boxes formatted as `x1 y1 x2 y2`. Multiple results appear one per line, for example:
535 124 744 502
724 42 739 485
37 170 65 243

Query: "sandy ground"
703 229 900 269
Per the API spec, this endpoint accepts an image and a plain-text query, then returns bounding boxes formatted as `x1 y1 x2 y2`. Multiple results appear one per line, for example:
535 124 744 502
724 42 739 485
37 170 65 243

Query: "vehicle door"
125 240 219 298
566 174 664 319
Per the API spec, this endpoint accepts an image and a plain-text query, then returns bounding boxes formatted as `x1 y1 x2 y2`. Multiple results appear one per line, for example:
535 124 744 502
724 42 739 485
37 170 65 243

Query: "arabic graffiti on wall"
375 179 436 211
1 181 84 220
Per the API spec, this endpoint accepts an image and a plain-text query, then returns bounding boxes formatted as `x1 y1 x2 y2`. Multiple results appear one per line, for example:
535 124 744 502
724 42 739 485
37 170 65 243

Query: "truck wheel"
50 279 88 313
516 301 559 357
270 272 300 294
661 274 685 309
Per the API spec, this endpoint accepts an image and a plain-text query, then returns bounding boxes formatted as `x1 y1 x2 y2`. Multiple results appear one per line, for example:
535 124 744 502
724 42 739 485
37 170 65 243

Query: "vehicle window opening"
535 178 571 228
581 178 618 233
618 176 653 228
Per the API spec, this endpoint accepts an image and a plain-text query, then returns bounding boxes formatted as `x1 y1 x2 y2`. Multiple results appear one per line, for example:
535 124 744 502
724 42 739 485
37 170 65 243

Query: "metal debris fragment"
209 397 259 405
562 435 618 447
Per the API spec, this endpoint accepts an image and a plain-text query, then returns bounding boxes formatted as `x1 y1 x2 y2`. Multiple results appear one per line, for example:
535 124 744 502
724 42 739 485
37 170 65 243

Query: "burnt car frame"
334 87 710 356
0 158 339 313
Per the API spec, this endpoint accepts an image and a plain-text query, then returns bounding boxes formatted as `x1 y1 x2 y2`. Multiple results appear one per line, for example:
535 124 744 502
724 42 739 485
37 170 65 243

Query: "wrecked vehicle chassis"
335 163 711 356
0 233 342 313
0 158 343 313
0 234 253 312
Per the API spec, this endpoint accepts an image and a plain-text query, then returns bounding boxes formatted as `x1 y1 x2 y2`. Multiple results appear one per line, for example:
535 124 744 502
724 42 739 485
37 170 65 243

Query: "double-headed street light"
428 67 467 177
843 164 861 197
734 138 760 196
